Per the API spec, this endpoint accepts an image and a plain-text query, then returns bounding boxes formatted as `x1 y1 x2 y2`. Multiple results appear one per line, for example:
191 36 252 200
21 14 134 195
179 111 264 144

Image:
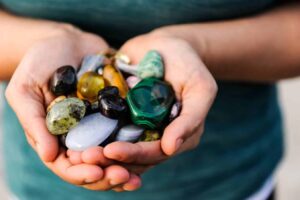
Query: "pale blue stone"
66 113 118 151
115 124 144 142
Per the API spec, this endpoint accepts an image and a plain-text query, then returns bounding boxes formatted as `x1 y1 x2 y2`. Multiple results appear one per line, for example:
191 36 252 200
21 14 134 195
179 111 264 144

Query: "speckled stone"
139 130 161 142
137 50 164 79
46 97 86 135
66 113 118 151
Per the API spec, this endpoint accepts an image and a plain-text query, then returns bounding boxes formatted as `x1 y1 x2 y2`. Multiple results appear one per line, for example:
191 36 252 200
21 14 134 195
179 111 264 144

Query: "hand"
5 25 140 190
73 30 218 189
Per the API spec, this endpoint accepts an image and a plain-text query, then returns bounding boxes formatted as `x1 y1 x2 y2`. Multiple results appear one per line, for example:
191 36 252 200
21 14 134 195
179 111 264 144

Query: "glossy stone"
115 59 138 75
77 55 105 79
115 125 144 142
169 102 182 122
137 50 164 79
99 94 128 119
139 130 161 142
77 72 105 102
50 65 77 96
126 76 141 89
126 78 175 129
66 113 118 151
83 100 100 116
103 65 128 98
115 52 131 64
59 134 68 148
47 96 66 113
98 86 119 99
46 97 86 135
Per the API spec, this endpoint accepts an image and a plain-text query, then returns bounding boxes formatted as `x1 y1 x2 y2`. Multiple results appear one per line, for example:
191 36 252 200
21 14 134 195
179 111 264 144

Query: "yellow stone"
77 72 105 102
103 65 128 98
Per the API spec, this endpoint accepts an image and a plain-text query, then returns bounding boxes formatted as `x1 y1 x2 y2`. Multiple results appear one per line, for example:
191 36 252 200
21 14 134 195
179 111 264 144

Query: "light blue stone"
66 113 118 151
115 125 144 142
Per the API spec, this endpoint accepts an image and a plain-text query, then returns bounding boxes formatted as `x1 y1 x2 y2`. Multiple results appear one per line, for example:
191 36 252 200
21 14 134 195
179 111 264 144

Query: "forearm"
156 3 300 82
0 10 77 80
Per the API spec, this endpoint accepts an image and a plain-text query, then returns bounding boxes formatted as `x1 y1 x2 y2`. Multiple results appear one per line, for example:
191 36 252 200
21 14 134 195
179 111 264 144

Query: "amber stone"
77 72 105 102
103 65 128 98
50 65 77 96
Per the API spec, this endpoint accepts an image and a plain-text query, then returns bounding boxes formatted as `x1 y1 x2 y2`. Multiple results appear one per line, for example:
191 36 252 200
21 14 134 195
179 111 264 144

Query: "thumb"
5 82 59 162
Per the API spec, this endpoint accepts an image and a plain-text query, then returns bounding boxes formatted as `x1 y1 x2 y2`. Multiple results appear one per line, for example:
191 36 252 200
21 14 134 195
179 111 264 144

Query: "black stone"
98 86 119 100
50 65 77 96
99 94 128 119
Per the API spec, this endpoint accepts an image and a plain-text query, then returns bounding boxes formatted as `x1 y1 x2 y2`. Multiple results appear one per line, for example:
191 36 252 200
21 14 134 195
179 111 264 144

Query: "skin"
1 0 300 193
68 2 300 191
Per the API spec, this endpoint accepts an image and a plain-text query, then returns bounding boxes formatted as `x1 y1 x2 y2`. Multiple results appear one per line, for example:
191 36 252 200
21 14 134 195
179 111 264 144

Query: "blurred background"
0 78 299 199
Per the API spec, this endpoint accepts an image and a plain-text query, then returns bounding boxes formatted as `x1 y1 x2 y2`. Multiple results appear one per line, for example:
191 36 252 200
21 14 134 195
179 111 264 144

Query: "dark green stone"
126 78 175 129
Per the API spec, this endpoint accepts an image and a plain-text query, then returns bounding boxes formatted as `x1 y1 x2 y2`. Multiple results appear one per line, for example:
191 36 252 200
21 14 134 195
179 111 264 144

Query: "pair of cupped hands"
5 24 217 192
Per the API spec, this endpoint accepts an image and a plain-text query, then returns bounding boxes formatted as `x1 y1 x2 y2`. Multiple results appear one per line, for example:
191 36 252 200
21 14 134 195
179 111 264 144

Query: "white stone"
115 124 144 142
115 59 138 75
66 113 118 151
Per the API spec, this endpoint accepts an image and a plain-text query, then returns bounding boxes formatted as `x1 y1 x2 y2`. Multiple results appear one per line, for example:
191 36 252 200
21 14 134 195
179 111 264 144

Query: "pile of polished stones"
46 49 181 151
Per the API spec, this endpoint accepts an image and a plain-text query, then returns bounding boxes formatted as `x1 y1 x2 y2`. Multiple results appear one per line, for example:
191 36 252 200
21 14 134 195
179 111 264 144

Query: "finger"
45 149 103 185
66 150 83 165
161 74 216 155
121 164 154 175
82 165 130 191
122 173 142 191
5 84 58 162
104 141 167 165
112 187 125 192
81 146 115 166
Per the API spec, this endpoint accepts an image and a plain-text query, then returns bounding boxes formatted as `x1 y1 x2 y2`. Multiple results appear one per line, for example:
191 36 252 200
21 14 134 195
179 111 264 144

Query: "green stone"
137 50 164 79
46 97 86 135
126 78 175 129
139 130 161 142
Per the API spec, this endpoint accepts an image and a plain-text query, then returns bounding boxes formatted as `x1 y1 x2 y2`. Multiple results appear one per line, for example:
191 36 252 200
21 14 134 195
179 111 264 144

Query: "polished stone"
66 113 118 151
103 65 128 98
169 101 182 122
77 72 105 102
50 65 77 96
137 50 164 79
99 94 128 119
115 124 144 142
139 130 161 142
77 55 105 79
126 76 141 89
126 78 175 129
46 97 86 135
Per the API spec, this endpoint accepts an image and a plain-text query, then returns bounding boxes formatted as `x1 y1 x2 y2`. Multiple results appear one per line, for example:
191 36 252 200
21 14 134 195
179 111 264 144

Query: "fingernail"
175 138 183 153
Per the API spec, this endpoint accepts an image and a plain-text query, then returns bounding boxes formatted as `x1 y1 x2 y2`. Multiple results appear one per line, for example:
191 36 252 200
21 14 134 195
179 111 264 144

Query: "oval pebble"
66 113 118 151
46 97 86 135
115 125 144 142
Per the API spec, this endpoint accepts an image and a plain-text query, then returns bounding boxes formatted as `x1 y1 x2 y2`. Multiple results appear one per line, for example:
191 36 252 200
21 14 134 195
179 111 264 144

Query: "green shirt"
0 0 283 199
